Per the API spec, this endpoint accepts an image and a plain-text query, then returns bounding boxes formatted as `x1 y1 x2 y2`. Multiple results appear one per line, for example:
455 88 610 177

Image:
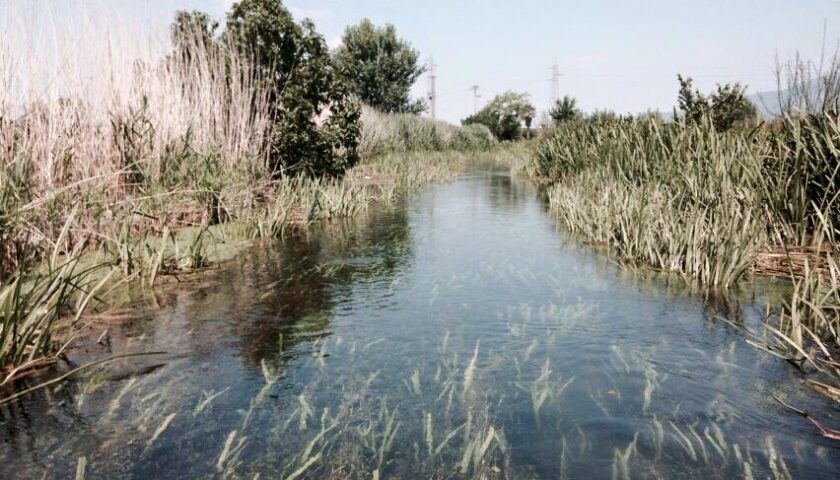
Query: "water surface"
2 165 838 479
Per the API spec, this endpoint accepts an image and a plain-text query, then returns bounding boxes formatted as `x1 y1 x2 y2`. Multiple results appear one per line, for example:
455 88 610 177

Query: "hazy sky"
6 1 840 123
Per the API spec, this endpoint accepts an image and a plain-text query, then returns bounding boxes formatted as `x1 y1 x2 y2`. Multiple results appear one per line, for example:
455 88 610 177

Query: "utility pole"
549 62 562 105
470 85 481 114
427 57 437 120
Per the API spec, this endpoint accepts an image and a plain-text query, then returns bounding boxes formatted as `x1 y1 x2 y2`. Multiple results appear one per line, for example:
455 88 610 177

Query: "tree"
677 75 757 130
334 19 426 114
709 83 758 130
462 91 535 141
171 10 219 54
549 95 580 124
224 0 360 177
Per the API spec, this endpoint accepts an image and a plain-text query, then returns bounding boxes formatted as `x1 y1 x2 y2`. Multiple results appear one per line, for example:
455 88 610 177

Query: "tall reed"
0 4 485 372
529 88 840 400
359 106 496 157
536 116 769 288
0 4 271 279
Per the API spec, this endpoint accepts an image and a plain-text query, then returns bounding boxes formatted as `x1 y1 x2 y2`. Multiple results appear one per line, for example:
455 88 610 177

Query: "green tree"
224 0 360 177
334 19 426 114
171 10 219 53
549 95 580 124
677 75 756 130
462 91 535 141
709 83 758 130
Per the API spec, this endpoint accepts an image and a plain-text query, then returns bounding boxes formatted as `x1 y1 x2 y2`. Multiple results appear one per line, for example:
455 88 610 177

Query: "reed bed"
359 106 497 158
534 116 771 288
0 10 479 372
0 7 272 275
529 106 840 405
0 12 272 370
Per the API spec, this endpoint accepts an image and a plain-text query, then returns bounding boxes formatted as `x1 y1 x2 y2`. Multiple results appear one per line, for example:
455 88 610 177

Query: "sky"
4 0 840 123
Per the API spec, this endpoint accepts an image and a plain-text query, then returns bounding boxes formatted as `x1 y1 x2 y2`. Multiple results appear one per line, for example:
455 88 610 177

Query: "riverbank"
0 5 499 373
0 144 490 378
3 163 837 479
519 111 840 408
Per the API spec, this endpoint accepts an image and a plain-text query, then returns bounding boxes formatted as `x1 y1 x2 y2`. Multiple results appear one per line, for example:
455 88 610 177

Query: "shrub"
549 96 580 124
463 92 535 141
677 75 757 130
224 0 361 177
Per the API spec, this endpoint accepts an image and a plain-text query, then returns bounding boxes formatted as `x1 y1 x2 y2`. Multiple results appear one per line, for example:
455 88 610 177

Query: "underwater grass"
0 3 487 373
523 100 840 438
3 320 821 479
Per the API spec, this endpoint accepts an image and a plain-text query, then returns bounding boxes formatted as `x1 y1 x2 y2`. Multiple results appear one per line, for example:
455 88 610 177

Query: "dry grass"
0 4 271 278
0 4 477 371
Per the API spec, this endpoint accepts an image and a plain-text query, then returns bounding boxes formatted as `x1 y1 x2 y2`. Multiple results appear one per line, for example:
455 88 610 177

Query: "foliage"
170 10 219 55
224 0 361 177
462 91 535 141
534 114 768 287
549 95 580 124
532 106 840 287
334 19 426 114
360 106 495 156
677 75 757 130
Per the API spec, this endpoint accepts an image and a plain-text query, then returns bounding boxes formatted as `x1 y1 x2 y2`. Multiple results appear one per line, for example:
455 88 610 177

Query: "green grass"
527 109 840 401
0 221 109 373
532 115 770 288
0 146 474 371
359 106 497 157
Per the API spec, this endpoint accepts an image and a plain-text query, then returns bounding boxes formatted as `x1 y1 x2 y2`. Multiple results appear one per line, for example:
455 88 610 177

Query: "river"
1 164 838 479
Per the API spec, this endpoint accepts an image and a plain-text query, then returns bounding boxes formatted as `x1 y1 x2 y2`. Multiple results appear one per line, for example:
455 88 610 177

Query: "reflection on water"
1 165 838 479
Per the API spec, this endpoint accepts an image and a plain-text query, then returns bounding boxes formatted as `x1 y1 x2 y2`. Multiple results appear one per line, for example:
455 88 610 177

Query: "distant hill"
748 79 822 118
749 89 785 118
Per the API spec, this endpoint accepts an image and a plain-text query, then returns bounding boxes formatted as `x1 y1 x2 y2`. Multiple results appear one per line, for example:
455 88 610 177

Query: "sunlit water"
2 165 839 479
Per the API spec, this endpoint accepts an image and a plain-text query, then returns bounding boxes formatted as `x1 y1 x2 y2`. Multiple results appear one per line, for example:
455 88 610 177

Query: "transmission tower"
549 62 562 104
427 57 437 120
470 85 481 113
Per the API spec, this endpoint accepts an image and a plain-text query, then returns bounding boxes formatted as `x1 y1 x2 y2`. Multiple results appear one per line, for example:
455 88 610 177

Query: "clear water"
2 165 838 479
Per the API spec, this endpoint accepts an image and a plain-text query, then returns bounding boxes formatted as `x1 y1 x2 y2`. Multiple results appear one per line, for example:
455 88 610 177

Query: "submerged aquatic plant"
515 357 574 429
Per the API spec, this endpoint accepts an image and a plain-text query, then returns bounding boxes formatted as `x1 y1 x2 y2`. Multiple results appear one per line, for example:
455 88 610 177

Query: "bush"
677 75 758 130
224 0 361 177
462 92 535 141
549 96 580 124
359 106 496 156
